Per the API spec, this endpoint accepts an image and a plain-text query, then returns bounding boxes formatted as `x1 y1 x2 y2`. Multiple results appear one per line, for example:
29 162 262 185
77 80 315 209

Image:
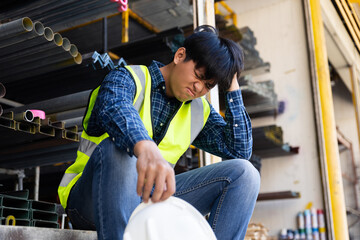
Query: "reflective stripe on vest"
58 65 210 209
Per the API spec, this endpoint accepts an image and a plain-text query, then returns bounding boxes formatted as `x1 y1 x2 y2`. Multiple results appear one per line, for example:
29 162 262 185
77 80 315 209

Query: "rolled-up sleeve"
192 89 253 160
91 68 153 156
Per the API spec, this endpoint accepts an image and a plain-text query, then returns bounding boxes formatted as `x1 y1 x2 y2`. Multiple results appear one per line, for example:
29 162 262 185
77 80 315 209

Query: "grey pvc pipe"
69 44 78 57
0 83 5 98
14 110 34 122
0 30 60 64
5 90 91 115
0 27 54 57
2 53 82 83
48 107 86 121
0 34 67 69
61 37 71 51
0 21 44 49
1 49 75 78
0 18 33 41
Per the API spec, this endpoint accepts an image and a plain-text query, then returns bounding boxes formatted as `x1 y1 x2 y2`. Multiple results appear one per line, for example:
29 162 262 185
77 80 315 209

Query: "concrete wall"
332 79 360 239
227 0 324 236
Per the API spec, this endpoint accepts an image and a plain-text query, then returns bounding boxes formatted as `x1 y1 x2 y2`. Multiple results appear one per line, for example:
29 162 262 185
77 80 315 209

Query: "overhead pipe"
0 0 77 20
0 83 5 98
3 53 83 83
14 110 34 122
0 21 44 49
1 49 75 78
61 37 71 51
5 90 91 115
0 34 67 69
35 0 102 23
0 98 24 108
0 17 33 41
48 107 86 121
0 31 63 63
50 3 119 31
0 27 54 57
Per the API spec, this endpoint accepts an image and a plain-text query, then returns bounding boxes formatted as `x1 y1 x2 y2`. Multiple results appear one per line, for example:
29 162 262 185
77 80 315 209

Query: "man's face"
166 48 214 102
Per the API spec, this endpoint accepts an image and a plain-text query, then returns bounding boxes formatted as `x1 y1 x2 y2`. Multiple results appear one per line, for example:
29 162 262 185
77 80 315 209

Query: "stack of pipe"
0 1 119 32
0 90 92 168
239 75 278 117
0 17 82 83
252 125 299 158
0 83 5 116
238 26 269 71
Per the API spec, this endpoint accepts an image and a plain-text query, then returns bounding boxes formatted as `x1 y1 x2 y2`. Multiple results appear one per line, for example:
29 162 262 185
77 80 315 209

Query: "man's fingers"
160 172 175 201
142 171 155 203
136 164 146 196
151 172 166 203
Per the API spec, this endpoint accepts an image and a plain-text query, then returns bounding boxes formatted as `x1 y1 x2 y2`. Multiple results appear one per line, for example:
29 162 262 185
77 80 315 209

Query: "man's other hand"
134 140 175 203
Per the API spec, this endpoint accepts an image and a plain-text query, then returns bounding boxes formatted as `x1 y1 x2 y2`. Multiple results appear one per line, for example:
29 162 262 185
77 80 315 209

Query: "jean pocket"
67 208 96 230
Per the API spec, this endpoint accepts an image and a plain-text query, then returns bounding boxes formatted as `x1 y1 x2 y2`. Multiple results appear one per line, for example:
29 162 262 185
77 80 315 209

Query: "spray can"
280 228 288 240
311 208 319 240
317 209 327 240
297 212 306 240
304 210 313 240
294 230 301 240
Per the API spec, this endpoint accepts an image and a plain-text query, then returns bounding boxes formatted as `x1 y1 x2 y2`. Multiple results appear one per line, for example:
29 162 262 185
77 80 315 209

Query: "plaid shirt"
88 61 253 160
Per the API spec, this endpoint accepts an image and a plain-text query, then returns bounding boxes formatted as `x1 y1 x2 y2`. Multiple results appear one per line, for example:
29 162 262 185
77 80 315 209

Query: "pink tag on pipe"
29 110 46 120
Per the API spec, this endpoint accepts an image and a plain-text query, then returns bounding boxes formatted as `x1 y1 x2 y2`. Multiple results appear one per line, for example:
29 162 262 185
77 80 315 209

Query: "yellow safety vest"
58 65 211 209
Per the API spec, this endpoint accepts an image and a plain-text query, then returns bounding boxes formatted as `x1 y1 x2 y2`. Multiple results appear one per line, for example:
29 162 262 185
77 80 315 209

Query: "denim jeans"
67 138 260 240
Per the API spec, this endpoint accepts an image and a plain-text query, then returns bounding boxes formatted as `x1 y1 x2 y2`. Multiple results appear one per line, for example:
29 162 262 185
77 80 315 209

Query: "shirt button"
112 137 115 141
127 148 130 152
162 86 165 90
160 123 164 127
229 98 233 103
234 124 238 127
167 102 170 105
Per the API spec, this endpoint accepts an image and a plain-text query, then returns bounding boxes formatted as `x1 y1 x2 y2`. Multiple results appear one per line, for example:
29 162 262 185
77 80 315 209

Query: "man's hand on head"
134 140 175 203
227 73 240 92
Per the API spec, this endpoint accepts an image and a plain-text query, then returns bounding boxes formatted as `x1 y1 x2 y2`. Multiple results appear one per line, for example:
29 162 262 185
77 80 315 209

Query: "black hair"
183 25 244 91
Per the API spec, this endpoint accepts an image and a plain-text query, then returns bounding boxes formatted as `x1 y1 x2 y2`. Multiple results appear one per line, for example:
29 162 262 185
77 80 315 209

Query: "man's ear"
174 47 186 64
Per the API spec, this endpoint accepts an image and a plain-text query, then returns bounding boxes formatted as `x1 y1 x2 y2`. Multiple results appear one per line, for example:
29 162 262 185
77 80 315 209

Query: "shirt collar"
148 60 166 90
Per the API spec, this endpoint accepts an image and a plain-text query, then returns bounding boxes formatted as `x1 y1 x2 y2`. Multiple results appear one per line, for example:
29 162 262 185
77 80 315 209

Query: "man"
58 25 260 240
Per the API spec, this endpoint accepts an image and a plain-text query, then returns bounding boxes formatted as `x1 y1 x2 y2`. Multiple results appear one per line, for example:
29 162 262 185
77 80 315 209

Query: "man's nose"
193 81 205 93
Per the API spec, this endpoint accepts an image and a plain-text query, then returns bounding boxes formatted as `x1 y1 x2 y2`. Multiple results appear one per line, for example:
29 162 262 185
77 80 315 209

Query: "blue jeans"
67 138 260 240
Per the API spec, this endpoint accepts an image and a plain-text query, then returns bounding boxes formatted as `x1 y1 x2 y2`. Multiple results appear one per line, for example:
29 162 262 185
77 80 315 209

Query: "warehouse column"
193 0 222 166
308 0 349 239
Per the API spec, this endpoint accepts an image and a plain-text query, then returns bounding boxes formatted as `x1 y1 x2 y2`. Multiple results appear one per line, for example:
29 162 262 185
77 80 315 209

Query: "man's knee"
228 159 260 193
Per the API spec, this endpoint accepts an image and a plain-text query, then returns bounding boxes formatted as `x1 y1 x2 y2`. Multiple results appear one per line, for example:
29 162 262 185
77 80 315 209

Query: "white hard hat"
123 196 217 240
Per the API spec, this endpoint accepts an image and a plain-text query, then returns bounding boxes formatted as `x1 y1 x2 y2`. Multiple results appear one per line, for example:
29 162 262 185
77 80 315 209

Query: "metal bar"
0 98 24 107
0 83 5 98
1 50 75 78
0 31 62 65
0 36 72 70
0 27 54 57
122 10 129 43
48 108 86 121
5 90 91 115
257 191 301 201
0 18 33 41
34 167 40 201
103 17 108 52
309 0 349 239
3 53 82 83
14 110 34 122
0 21 44 49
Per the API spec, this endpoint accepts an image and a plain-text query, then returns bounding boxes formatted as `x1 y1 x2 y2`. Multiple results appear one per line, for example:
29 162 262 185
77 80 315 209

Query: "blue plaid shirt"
88 61 253 160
